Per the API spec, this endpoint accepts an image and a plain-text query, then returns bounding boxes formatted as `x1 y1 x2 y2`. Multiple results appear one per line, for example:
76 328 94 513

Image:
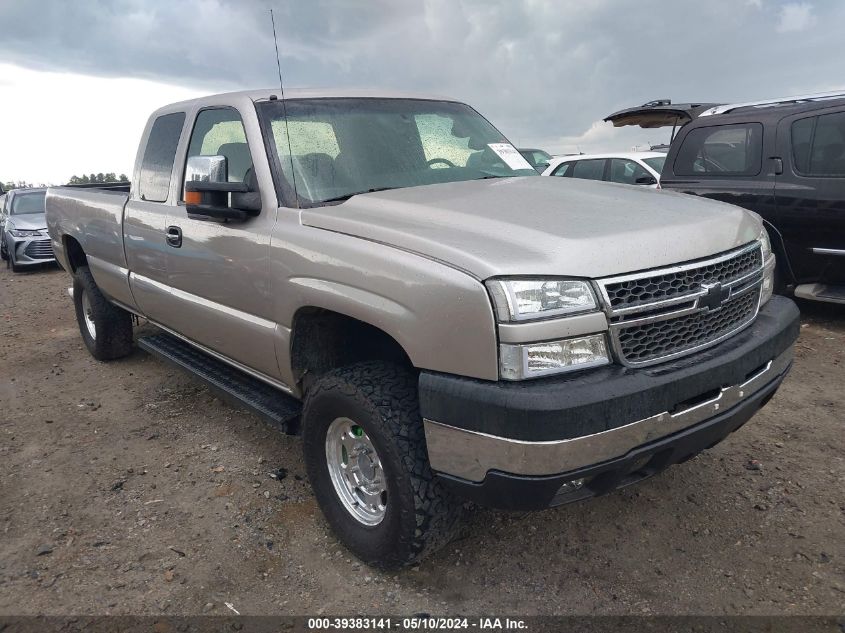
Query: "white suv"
542 151 666 187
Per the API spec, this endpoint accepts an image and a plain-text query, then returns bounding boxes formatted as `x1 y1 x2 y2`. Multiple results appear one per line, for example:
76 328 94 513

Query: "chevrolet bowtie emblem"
700 282 731 311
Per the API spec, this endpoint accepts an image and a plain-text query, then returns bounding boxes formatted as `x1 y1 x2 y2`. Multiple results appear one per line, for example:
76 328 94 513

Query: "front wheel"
302 361 462 569
73 265 134 360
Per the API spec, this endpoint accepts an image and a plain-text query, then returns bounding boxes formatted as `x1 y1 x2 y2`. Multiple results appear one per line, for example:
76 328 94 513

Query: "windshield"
642 156 666 174
10 191 46 215
258 98 537 206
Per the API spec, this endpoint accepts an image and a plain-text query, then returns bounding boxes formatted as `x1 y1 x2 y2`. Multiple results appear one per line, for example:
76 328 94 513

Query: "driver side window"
185 108 254 192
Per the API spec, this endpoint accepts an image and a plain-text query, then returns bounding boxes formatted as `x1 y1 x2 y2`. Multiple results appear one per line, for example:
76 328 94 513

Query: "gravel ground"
0 264 843 616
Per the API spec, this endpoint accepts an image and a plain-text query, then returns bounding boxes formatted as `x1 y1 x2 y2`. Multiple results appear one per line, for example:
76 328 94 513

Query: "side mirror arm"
185 181 260 221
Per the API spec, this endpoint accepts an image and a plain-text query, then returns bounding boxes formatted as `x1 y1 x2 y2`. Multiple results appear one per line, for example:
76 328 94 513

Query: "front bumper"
5 233 55 265
420 296 800 510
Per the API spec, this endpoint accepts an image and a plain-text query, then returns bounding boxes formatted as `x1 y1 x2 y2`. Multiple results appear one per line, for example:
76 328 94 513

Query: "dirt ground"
0 264 843 616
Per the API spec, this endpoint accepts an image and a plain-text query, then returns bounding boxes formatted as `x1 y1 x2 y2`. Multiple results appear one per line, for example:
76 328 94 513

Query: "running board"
138 333 301 433
794 283 845 304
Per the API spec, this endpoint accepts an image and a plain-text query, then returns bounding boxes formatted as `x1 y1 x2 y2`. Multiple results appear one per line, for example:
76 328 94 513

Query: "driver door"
164 106 280 378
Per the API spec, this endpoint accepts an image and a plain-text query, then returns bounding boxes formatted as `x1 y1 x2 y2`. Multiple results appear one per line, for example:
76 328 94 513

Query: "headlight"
486 278 597 322
9 229 43 237
500 334 610 380
759 228 775 305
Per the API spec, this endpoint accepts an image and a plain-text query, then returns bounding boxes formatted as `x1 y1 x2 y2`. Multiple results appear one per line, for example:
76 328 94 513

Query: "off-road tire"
302 361 463 569
73 265 134 360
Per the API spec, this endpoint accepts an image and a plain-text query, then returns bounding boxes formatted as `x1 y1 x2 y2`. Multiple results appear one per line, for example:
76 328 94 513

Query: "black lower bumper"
419 296 800 510
438 365 787 510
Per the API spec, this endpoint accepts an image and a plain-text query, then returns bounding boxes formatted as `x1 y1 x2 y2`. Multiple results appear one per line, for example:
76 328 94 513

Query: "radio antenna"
269 8 298 206
270 9 284 94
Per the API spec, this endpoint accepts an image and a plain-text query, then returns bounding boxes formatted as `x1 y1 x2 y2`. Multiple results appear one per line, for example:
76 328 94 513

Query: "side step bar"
138 333 301 433
794 283 845 305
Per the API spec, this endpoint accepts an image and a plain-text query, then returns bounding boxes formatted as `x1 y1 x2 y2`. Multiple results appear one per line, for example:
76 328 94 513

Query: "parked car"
2 188 55 271
606 91 845 304
46 89 798 568
518 147 552 172
542 151 666 187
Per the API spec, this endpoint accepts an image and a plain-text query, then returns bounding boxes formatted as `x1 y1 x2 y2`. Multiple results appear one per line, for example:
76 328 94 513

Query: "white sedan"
541 151 666 187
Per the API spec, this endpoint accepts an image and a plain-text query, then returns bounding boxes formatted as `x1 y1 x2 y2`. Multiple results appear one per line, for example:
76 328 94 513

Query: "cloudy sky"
0 0 841 184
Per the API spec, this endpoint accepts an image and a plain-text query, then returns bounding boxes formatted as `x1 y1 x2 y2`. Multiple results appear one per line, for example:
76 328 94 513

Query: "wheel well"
290 308 413 392
63 236 87 273
763 220 796 289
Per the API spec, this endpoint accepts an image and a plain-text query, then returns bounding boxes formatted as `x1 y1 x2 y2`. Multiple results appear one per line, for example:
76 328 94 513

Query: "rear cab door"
775 105 845 285
124 109 188 318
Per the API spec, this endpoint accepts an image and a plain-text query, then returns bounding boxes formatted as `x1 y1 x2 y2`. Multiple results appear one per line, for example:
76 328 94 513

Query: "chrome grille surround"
596 242 765 367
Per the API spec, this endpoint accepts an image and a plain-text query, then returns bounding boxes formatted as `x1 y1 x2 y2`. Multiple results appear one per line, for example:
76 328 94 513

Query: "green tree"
119 174 128 182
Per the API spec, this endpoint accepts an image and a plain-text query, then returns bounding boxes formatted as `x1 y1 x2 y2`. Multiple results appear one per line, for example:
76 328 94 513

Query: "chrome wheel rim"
325 417 387 526
81 290 97 340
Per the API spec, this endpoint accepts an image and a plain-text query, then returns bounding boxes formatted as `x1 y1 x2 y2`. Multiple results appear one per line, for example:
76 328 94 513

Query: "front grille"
598 243 764 367
24 239 54 259
616 287 760 364
604 246 762 310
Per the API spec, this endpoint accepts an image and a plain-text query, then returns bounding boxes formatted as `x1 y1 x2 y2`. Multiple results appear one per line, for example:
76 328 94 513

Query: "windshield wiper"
319 187 396 204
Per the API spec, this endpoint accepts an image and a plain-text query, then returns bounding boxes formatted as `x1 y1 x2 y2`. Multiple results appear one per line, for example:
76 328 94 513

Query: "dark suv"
606 93 845 304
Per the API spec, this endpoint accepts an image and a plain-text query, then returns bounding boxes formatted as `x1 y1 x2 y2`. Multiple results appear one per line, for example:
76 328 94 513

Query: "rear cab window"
138 112 186 202
674 123 763 177
791 111 845 176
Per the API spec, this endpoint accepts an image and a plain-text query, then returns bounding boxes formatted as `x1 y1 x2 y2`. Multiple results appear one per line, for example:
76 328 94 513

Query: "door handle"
166 225 182 248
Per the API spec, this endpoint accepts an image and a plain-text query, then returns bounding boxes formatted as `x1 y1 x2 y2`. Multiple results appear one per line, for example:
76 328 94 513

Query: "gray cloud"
1 0 843 152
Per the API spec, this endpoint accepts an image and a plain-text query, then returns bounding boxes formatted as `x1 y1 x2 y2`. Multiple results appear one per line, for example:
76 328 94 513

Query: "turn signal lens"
500 334 609 380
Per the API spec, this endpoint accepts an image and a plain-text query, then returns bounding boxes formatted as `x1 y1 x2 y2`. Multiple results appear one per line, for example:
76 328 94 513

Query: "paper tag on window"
487 143 534 171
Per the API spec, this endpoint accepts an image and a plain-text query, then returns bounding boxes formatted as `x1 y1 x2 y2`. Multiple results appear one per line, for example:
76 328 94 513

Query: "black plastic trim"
419 296 799 442
437 367 787 511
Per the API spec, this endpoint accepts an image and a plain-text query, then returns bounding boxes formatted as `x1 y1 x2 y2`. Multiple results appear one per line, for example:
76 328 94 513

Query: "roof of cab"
157 88 463 113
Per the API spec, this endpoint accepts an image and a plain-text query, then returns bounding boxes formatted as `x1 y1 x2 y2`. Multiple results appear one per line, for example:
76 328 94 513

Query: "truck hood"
300 177 762 279
7 213 47 231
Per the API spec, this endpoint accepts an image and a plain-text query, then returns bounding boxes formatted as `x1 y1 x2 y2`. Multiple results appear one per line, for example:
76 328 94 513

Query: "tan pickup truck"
46 89 799 568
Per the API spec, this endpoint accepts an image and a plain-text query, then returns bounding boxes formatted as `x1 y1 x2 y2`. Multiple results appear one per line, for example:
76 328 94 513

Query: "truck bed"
46 186 135 309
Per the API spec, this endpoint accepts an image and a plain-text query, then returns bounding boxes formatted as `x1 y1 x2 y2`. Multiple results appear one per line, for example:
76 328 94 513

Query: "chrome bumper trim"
424 348 792 483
